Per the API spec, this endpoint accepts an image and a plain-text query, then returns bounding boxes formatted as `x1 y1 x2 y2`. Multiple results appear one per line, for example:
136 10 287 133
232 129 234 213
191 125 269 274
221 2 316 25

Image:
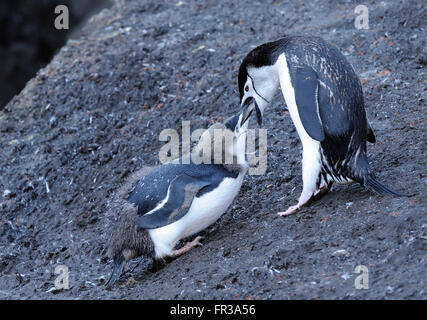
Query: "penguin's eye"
245 85 249 92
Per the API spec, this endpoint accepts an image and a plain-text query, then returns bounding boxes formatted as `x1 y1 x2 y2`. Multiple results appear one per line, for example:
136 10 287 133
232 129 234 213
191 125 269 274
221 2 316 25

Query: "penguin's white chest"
148 173 245 258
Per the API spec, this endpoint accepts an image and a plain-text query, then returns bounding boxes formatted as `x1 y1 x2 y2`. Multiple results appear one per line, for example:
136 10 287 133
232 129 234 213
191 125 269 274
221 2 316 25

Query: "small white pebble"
332 249 348 256
341 273 351 280
45 287 57 293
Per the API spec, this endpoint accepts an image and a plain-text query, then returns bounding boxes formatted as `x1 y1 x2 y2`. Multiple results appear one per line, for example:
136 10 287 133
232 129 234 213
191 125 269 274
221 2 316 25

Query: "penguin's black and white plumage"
238 35 403 216
106 111 251 286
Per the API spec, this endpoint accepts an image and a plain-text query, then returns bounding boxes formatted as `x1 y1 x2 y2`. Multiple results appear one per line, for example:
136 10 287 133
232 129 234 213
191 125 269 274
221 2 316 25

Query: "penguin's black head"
238 39 287 127
238 38 286 101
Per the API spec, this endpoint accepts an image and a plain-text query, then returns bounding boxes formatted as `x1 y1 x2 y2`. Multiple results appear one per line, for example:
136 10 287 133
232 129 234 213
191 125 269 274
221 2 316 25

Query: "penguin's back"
283 36 366 138
127 162 237 216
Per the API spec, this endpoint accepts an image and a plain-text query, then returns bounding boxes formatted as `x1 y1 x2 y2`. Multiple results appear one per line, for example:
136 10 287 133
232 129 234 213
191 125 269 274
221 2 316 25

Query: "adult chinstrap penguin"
106 111 252 286
238 35 404 216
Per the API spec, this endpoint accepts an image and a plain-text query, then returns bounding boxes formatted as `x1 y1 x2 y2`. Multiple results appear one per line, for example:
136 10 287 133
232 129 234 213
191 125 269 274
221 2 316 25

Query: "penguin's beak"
240 97 262 126
105 254 125 288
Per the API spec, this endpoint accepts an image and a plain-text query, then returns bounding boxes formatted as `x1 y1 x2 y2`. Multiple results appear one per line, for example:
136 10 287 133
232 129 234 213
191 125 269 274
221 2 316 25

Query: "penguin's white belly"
148 173 244 258
276 53 322 193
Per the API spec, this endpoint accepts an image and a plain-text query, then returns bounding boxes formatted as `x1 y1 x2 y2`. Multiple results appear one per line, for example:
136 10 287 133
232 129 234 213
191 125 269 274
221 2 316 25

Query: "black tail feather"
365 174 406 197
105 254 125 288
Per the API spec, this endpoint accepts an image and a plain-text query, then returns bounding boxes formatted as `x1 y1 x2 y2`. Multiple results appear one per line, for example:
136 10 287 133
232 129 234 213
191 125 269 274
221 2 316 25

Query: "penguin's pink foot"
278 182 332 217
278 192 313 217
171 236 204 257
278 204 301 216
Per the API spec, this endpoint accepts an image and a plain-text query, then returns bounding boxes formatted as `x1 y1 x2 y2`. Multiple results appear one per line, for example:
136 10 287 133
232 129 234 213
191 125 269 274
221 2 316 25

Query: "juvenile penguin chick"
238 35 404 216
106 111 252 286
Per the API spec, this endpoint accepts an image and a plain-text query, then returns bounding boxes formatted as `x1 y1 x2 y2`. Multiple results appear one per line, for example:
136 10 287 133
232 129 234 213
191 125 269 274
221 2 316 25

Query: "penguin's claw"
278 205 301 216
172 236 204 257
192 236 204 247
278 183 333 217
277 190 316 217
312 182 331 201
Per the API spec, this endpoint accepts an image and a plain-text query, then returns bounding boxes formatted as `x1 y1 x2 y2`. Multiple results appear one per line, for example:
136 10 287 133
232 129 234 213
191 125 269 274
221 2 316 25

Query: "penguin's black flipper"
137 174 211 229
291 65 325 142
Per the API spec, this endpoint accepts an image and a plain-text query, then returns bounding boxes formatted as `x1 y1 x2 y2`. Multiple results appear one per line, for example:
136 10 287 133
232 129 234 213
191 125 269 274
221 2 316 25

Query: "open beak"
240 97 262 126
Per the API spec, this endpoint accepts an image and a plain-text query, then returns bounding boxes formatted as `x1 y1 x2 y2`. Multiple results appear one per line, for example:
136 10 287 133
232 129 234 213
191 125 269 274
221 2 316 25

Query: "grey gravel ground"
0 0 425 299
